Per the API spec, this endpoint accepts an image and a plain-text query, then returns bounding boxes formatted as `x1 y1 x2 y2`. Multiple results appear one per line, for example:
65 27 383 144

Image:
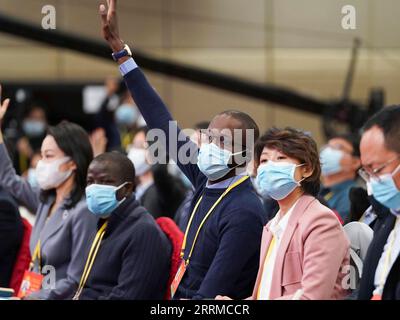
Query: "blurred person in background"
319 134 362 221
0 87 97 299
128 126 187 219
357 105 400 300
15 103 48 175
92 76 122 152
115 88 146 151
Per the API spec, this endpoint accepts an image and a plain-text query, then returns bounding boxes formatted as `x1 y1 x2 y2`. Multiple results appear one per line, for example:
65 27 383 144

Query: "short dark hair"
330 133 360 157
23 102 47 119
194 121 210 131
93 152 135 184
41 121 93 210
254 127 321 196
361 105 400 154
219 110 260 141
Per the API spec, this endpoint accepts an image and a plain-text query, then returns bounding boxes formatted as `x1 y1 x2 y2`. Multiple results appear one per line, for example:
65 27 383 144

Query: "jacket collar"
267 195 317 299
101 194 143 234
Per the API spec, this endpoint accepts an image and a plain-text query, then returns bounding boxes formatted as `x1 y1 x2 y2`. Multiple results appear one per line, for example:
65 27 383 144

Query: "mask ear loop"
115 182 130 204
392 163 400 177
294 163 307 186
229 148 250 169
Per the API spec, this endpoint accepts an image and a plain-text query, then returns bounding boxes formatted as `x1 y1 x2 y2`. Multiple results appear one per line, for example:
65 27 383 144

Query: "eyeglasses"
199 130 246 152
358 156 400 182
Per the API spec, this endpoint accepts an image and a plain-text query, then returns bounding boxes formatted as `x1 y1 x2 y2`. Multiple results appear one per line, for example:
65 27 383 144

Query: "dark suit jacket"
140 164 186 219
382 248 400 299
0 187 23 287
77 195 171 300
358 200 396 299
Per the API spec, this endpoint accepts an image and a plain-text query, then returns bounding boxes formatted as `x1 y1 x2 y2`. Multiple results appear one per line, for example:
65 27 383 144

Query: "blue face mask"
27 168 38 188
115 104 138 126
320 146 343 176
23 120 46 137
256 161 305 200
197 143 245 181
86 182 128 218
370 165 400 211
251 175 270 199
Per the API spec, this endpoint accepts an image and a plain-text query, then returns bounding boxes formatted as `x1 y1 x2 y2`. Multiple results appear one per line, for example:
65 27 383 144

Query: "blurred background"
0 0 399 146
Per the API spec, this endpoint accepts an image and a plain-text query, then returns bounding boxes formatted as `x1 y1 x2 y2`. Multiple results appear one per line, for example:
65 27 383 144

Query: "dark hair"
41 121 93 209
23 102 47 119
330 133 360 157
254 127 321 196
93 152 135 184
194 121 210 130
219 110 260 141
361 105 400 154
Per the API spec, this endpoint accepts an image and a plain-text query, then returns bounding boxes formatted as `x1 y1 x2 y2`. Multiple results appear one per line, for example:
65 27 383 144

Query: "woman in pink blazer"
218 127 350 300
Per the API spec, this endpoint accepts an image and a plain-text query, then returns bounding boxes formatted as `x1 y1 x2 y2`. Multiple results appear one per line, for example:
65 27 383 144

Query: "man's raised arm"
98 0 200 185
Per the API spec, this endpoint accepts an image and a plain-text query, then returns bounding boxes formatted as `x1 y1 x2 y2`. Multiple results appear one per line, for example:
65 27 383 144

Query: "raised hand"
90 128 108 157
0 84 10 128
99 0 124 52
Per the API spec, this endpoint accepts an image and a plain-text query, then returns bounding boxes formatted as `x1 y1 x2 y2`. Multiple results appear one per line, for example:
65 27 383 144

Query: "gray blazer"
0 143 98 299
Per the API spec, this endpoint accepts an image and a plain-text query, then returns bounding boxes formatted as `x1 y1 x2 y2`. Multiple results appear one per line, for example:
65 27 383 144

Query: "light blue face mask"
251 175 270 199
370 165 400 211
23 120 46 138
197 143 246 181
85 182 128 218
115 104 138 126
27 168 38 188
256 161 305 200
320 146 344 176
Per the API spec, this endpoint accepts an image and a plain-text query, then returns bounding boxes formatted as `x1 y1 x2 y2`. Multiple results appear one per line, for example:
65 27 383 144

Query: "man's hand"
90 128 108 157
99 0 124 52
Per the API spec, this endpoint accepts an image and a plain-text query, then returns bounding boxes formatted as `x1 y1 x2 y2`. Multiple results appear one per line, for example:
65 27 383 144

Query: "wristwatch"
112 44 132 62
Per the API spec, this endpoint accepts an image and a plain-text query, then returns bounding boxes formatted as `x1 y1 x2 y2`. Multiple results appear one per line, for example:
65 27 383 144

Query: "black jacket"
358 197 397 299
140 164 186 219
0 187 23 287
76 195 171 300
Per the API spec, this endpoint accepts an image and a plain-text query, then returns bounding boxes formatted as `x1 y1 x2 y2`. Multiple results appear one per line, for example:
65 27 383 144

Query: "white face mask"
36 157 73 190
127 147 151 177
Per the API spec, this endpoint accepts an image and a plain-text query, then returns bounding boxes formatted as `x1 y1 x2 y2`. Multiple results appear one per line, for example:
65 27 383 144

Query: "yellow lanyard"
29 240 42 273
256 236 277 300
180 175 249 266
323 191 334 202
378 218 400 292
73 221 108 300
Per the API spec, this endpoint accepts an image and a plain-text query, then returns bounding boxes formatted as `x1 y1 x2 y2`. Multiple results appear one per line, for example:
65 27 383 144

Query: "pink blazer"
251 195 350 300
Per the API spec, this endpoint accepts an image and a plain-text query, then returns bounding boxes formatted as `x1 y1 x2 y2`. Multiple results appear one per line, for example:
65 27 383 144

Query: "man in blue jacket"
97 0 266 300
72 152 171 300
